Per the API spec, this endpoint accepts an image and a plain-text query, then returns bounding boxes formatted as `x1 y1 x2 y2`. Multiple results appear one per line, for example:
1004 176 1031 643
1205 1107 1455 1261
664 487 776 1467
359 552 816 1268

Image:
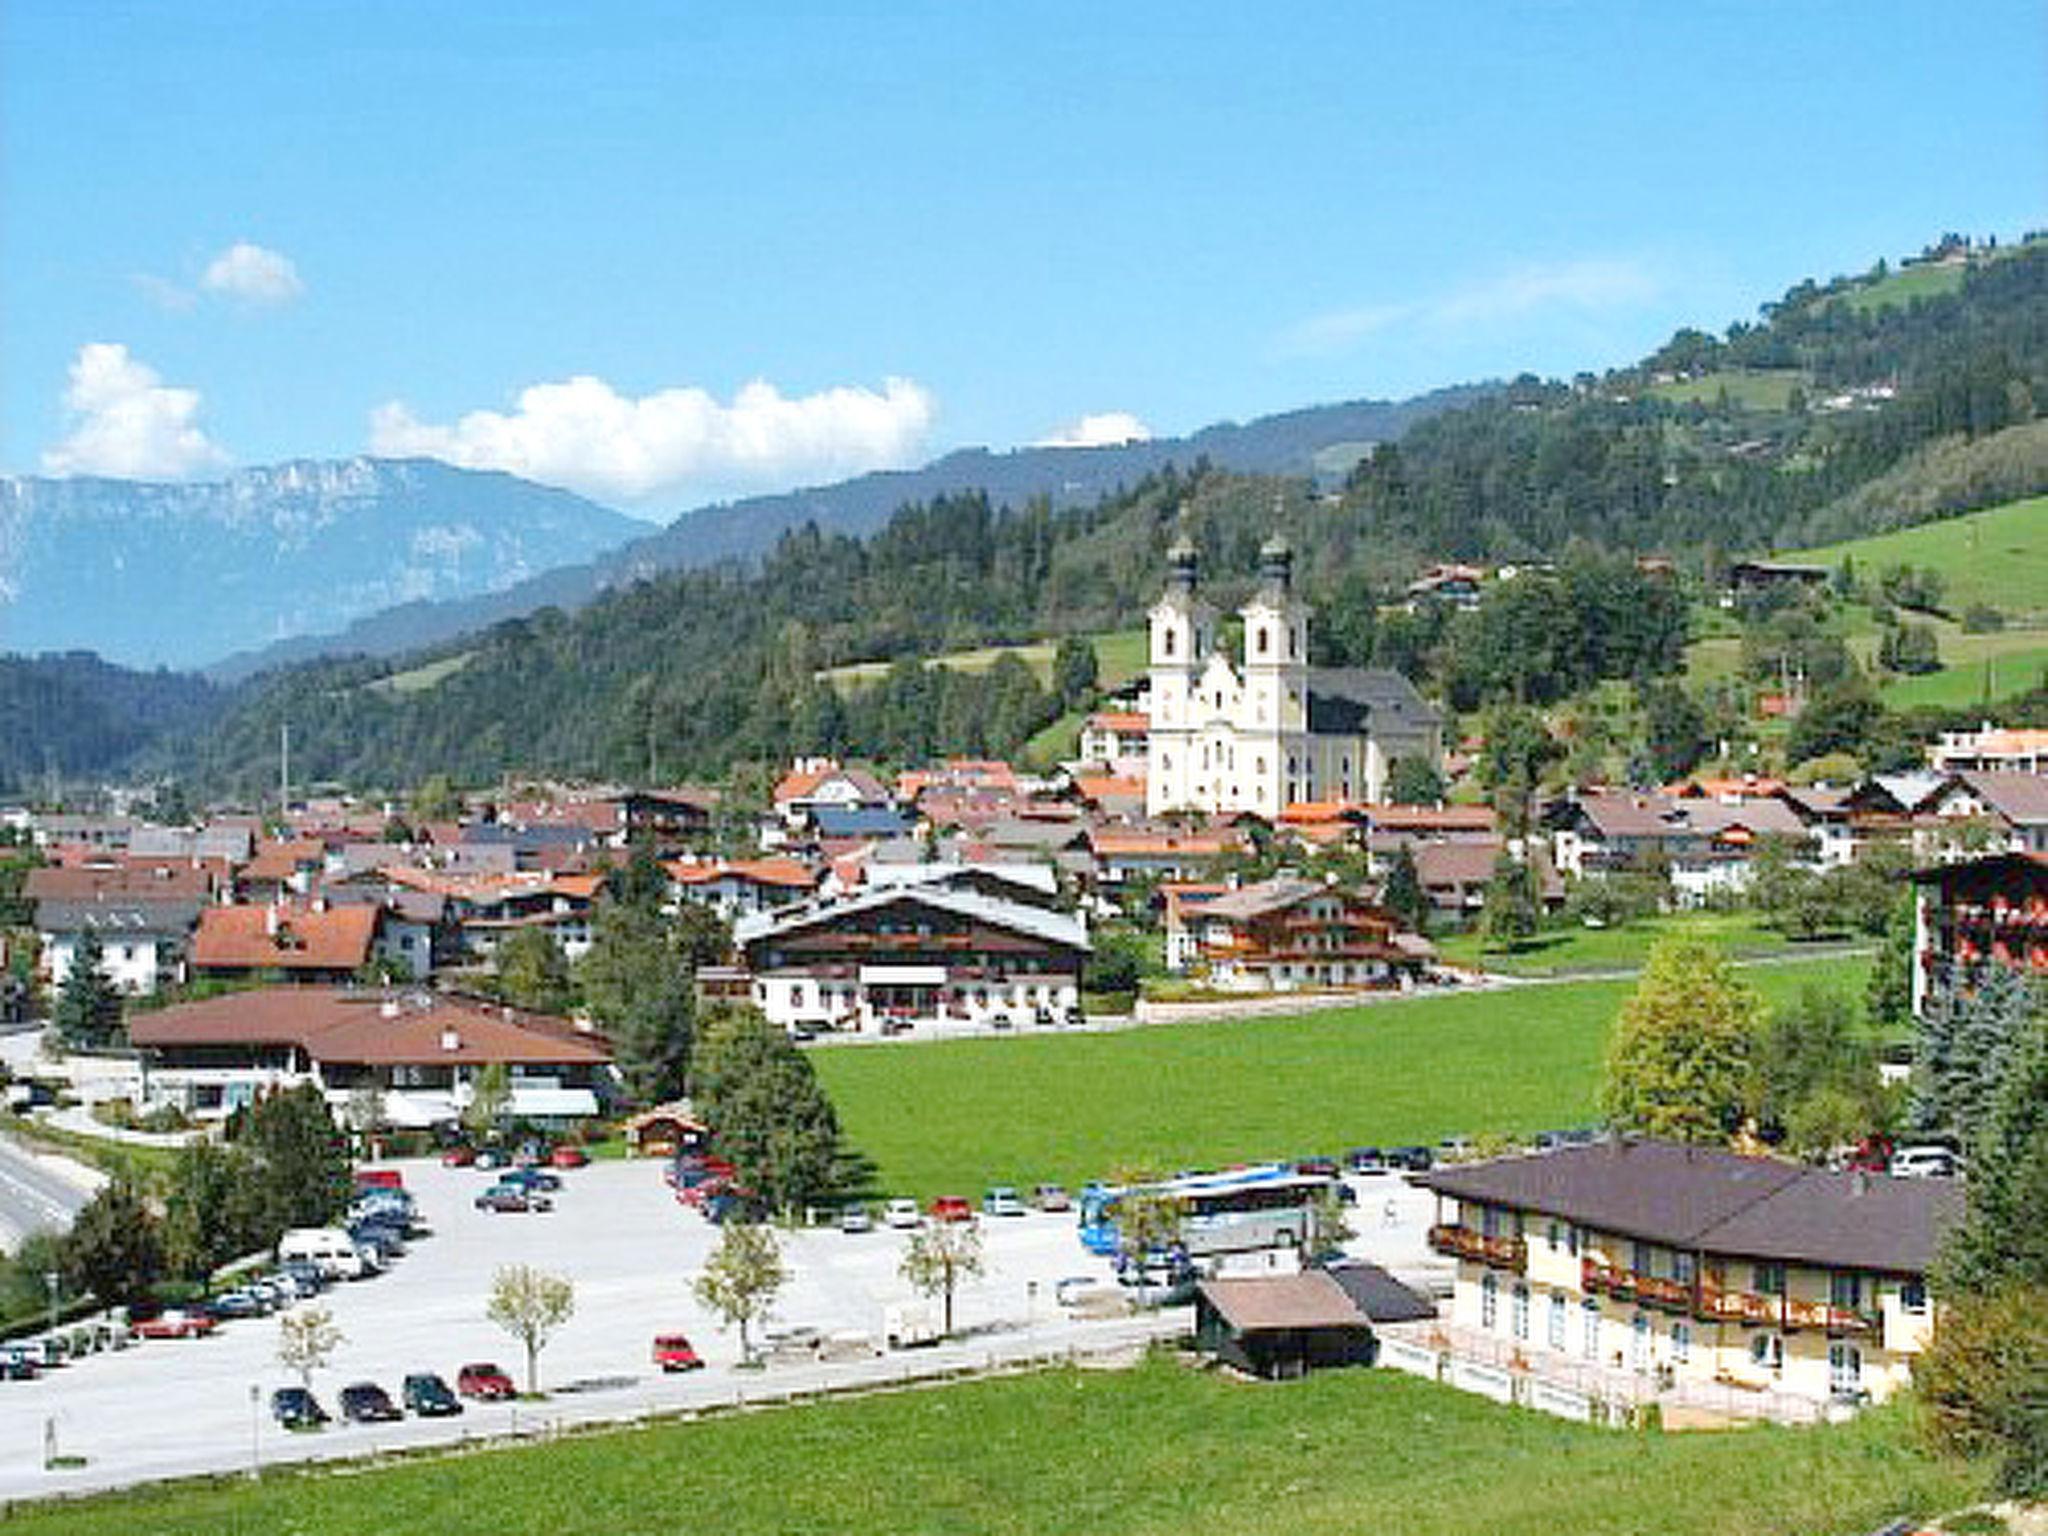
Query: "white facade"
1145 538 1438 819
47 930 176 995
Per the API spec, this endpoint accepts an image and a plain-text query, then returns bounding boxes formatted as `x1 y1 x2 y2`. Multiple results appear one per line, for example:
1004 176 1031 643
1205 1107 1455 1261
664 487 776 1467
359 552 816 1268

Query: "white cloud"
200 241 304 306
1278 258 1663 358
40 343 230 479
1034 411 1154 449
368 373 938 505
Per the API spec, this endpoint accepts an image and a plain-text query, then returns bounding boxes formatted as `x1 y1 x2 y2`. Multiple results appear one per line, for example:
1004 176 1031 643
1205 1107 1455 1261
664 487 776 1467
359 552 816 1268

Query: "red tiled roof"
1086 711 1150 733
665 857 817 891
1090 829 1240 857
242 839 328 883
1364 804 1497 832
26 863 215 902
191 904 379 972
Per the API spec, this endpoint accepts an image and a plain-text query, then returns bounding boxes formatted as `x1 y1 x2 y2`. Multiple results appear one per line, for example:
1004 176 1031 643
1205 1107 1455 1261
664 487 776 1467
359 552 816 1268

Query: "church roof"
1304 668 1440 735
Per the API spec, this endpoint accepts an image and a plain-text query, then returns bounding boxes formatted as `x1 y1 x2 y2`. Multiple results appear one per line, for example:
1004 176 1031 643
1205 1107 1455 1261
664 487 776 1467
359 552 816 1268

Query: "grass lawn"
1789 495 2048 621
1877 631 2048 710
1649 368 1807 410
1433 912 1798 977
812 955 1871 1199
4 1357 1983 1536
819 628 1148 694
1836 261 1966 314
365 649 475 696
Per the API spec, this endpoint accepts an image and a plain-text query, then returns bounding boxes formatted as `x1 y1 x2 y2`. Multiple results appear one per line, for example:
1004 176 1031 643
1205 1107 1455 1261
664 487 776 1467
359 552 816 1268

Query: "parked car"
1387 1145 1435 1172
440 1145 476 1168
1032 1183 1071 1213
277 1262 327 1297
928 1195 974 1223
473 1147 507 1170
0 1346 39 1381
982 1186 1026 1217
402 1371 462 1417
882 1198 923 1229
549 1145 590 1170
1891 1145 1959 1179
498 1167 563 1193
1346 1147 1387 1173
475 1184 551 1213
209 1287 270 1319
338 1381 402 1423
1293 1155 1340 1179
456 1362 516 1400
133 1308 217 1340
271 1386 328 1429
838 1205 874 1234
651 1333 704 1372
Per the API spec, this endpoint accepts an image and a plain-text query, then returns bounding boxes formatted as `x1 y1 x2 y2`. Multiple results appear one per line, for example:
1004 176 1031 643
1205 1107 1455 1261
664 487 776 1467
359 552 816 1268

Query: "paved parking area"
0 1158 1442 1503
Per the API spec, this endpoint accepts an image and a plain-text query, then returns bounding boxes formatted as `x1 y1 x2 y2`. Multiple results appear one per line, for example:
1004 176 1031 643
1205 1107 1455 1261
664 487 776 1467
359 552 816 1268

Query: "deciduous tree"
277 1304 344 1393
899 1218 985 1338
487 1264 575 1396
1602 938 1760 1143
693 1221 786 1364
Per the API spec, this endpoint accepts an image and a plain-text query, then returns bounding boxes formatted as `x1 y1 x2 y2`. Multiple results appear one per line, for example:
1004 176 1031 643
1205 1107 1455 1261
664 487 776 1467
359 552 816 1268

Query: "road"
0 1136 96 1252
0 1157 1444 1505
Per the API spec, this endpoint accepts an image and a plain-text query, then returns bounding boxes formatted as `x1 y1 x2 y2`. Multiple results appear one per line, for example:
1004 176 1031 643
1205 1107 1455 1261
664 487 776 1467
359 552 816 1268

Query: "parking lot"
0 1156 1443 1502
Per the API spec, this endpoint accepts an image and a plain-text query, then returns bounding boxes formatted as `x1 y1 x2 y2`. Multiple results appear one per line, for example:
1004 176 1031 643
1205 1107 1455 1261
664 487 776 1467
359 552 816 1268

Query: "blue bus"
1077 1164 1338 1259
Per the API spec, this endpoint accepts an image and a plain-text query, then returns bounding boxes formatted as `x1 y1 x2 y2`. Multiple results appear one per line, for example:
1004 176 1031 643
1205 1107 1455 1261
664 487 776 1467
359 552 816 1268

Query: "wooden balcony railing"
1428 1224 1527 1273
1697 1284 1781 1326
1580 1259 1691 1312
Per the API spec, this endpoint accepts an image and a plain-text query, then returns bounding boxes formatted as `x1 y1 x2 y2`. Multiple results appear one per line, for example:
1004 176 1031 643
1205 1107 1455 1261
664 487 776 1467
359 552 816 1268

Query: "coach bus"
1077 1163 1339 1259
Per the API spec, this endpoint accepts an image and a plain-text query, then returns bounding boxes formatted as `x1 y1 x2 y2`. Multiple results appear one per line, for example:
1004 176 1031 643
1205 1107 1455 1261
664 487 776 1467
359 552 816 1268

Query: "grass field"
1789 495 2048 621
366 650 475 696
4 1357 1983 1536
1433 913 1798 977
1875 632 2048 709
820 629 1147 694
1836 261 1967 314
812 955 1871 1199
1649 368 1807 410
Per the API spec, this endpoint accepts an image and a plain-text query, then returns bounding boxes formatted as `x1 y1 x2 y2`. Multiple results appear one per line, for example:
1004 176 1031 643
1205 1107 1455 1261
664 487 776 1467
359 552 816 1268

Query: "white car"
1889 1145 1959 1179
883 1198 923 1229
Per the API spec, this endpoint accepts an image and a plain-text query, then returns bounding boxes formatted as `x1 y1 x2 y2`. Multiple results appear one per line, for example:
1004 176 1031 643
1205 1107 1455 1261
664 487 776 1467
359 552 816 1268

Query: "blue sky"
3 1 2042 518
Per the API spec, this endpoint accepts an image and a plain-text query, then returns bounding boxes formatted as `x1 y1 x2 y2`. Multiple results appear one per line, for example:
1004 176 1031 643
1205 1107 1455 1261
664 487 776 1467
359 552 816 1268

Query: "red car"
134 1309 218 1340
440 1146 476 1168
549 1145 590 1170
928 1195 974 1223
457 1361 516 1399
651 1333 703 1372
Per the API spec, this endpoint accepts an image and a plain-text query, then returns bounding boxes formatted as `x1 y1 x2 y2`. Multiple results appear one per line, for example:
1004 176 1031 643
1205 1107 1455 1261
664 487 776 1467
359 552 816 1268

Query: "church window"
1162 628 1175 657
1256 626 1269 655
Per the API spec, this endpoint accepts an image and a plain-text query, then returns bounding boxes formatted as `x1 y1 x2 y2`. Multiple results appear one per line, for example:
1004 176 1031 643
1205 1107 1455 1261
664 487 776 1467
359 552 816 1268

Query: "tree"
1941 1001 2048 1296
487 1264 575 1396
1084 923 1156 996
1639 681 1709 783
693 1220 787 1364
231 1082 353 1236
1913 966 2037 1142
495 927 575 1015
899 1218 985 1338
1479 850 1539 947
162 1140 260 1281
1306 1184 1355 1263
1050 635 1099 712
1380 843 1428 934
1748 988 1887 1159
60 1180 163 1307
53 932 123 1049
277 1304 344 1393
409 774 461 822
1914 1282 2047 1499
579 903 695 1104
1109 1173 1190 1279
690 1005 841 1214
1602 938 1761 1143
1385 756 1445 807
1865 891 1917 1034
464 1060 512 1139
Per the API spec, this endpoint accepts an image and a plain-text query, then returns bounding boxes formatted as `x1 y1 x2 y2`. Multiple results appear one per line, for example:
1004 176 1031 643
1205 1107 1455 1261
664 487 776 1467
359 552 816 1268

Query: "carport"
1193 1271 1376 1379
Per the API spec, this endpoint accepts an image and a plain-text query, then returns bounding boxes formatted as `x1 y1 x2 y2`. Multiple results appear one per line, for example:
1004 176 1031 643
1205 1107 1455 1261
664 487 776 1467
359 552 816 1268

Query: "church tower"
1238 534 1310 815
1145 538 1213 816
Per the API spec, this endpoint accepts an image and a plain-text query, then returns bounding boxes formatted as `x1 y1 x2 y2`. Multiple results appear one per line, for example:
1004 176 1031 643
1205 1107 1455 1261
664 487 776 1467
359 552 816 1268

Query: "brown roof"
26 863 215 902
1955 770 2048 825
241 839 328 883
128 987 609 1067
1417 1140 1963 1275
1197 1271 1367 1332
1365 804 1497 833
666 857 817 890
191 904 379 972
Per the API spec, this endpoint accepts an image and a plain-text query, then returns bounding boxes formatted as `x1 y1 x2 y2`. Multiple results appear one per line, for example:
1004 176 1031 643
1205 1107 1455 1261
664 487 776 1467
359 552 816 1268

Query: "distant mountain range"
200 387 1487 678
0 458 643 672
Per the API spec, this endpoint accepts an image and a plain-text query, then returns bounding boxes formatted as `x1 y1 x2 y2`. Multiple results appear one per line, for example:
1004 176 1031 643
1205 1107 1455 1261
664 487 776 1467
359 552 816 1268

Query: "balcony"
1785 1296 1878 1334
1429 1223 1526 1273
1697 1284 1780 1326
1580 1259 1692 1313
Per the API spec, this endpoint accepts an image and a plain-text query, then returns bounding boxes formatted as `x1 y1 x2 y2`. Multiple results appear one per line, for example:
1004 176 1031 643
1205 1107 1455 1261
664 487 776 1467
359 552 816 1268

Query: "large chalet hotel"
1417 1140 1960 1406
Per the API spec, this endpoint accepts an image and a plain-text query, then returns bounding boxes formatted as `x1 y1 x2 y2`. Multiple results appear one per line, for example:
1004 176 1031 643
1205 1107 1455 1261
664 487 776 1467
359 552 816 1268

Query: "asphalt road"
0 1157 1444 1504
0 1136 95 1252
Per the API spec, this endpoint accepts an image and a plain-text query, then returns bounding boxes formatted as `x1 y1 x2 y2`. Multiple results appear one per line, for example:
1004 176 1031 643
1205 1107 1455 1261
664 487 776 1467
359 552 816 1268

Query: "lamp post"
43 1271 58 1337
248 1383 261 1478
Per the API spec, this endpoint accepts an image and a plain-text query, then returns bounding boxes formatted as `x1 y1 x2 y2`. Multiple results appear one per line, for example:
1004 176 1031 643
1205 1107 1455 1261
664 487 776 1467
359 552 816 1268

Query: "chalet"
29 861 215 995
1547 790 1809 905
1079 710 1150 768
1909 851 2048 1016
1928 726 2048 775
1919 771 2048 857
1186 876 1428 992
1160 882 1231 972
1726 560 1828 593
771 759 894 832
1416 1140 1960 1407
190 901 382 984
128 987 611 1126
381 867 603 962
1410 839 1565 921
1088 826 1244 887
734 880 1089 1034
665 857 818 920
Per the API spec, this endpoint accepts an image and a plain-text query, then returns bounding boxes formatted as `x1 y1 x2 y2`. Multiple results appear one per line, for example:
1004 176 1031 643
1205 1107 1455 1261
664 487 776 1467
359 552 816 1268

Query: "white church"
1146 536 1442 819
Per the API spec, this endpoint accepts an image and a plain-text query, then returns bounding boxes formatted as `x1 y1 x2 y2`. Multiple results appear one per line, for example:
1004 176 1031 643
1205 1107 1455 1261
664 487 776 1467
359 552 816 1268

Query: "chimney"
440 1028 461 1053
264 905 280 937
380 1000 400 1020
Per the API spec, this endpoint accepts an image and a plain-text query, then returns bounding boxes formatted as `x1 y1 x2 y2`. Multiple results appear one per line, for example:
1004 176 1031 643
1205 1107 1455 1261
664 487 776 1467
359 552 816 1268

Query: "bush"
1914 1281 2048 1498
1961 603 2006 634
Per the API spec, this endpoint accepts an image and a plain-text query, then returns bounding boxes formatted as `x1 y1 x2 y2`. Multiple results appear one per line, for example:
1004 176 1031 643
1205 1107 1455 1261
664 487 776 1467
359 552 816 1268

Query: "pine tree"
53 930 123 1049
690 1005 840 1215
1381 843 1429 934
1480 850 1539 946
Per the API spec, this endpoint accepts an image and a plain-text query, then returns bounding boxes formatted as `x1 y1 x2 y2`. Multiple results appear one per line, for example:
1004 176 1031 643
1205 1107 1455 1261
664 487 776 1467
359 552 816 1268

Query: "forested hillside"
0 655 221 793
118 238 2048 795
